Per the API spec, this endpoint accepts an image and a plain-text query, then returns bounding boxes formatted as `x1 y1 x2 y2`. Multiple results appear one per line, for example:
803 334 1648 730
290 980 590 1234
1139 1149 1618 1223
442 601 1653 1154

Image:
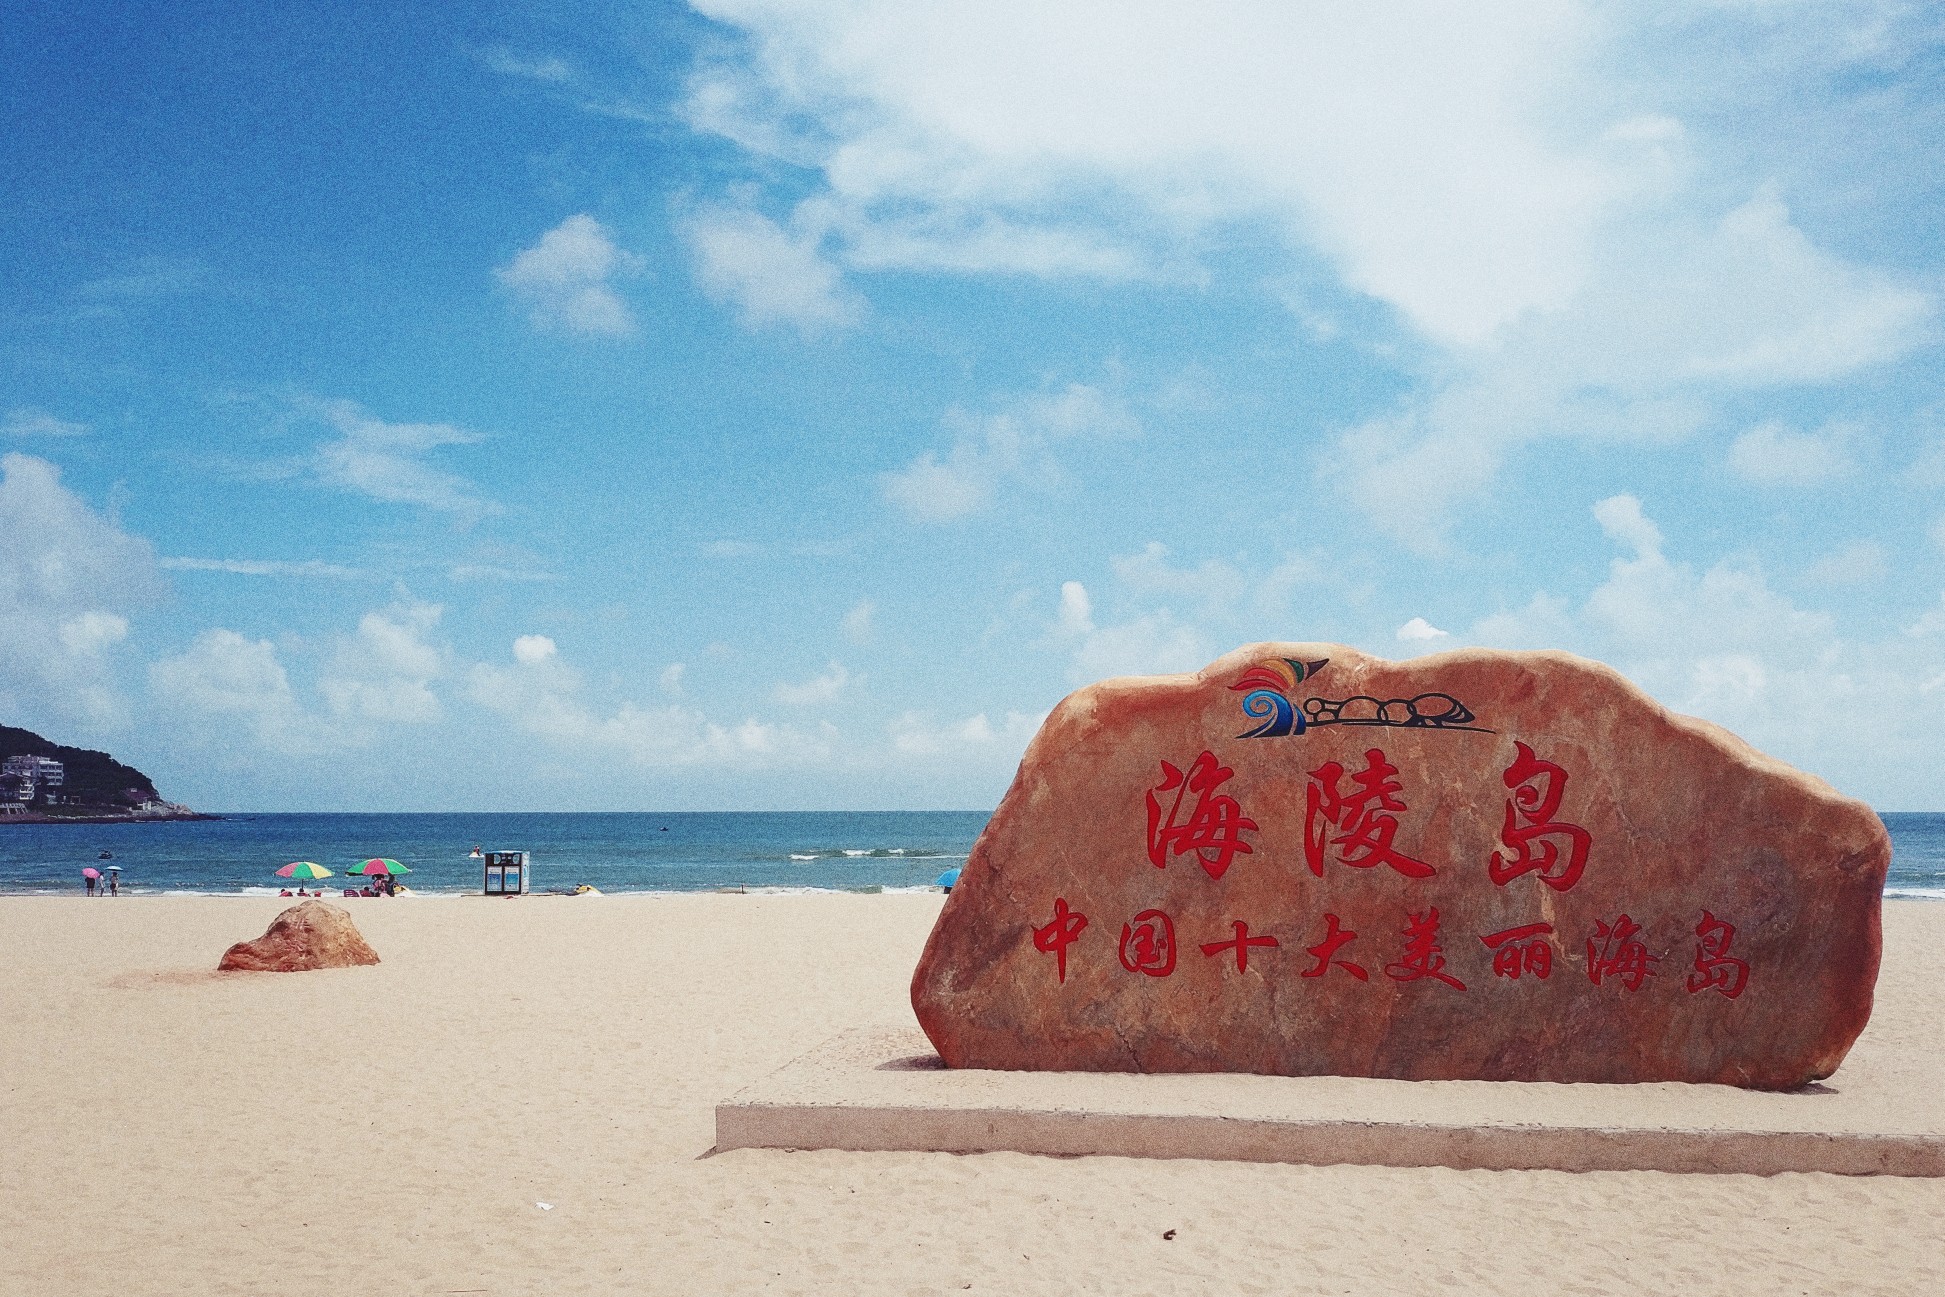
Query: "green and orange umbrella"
276 861 333 880
352 858 411 876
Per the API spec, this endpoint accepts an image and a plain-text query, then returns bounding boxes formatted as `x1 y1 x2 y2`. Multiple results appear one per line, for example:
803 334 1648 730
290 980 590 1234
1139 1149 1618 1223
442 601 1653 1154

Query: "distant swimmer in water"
468 845 483 858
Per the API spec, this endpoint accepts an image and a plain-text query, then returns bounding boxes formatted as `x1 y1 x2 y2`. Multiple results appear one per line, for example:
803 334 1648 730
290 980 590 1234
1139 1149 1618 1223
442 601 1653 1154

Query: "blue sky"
4 0 1944 811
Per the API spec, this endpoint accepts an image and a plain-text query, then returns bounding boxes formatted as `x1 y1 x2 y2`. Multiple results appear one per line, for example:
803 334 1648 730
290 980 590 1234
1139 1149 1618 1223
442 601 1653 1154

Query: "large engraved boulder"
219 900 381 972
912 645 1888 1089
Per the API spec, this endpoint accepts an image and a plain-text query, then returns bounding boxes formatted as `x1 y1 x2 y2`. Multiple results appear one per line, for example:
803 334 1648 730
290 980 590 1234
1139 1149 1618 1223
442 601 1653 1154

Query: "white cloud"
687 6 1933 539
161 556 366 579
1592 493 1663 560
883 383 1138 522
1030 383 1142 439
311 398 497 521
482 48 575 83
1462 494 1945 804
773 661 850 705
150 629 323 754
1802 540 1887 587
685 206 862 331
467 639 828 768
659 662 687 696
1671 190 1928 385
319 604 445 725
513 634 558 665
0 453 160 729
1254 555 1323 617
5 408 88 438
1333 380 1709 552
687 5 1933 362
1111 542 1246 612
890 708 1042 757
447 563 556 583
686 0 1612 342
59 612 128 656
497 214 641 336
1396 617 1450 642
1337 188 1927 543
152 603 452 752
1054 579 1207 680
1057 580 1094 636
1346 186 1928 544
880 443 994 521
1071 611 1210 681
842 598 876 645
1729 419 1857 485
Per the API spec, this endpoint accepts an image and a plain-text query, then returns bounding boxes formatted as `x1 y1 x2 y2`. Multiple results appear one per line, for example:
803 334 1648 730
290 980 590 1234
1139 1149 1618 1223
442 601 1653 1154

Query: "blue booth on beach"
483 850 529 896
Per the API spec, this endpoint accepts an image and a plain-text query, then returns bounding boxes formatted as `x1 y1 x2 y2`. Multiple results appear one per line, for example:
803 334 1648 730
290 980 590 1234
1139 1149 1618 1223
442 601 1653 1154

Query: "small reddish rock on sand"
912 644 1890 1090
218 900 381 972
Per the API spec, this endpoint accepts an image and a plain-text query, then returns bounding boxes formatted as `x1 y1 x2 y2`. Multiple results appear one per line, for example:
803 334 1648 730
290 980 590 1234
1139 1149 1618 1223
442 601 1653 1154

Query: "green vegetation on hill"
0 725 159 808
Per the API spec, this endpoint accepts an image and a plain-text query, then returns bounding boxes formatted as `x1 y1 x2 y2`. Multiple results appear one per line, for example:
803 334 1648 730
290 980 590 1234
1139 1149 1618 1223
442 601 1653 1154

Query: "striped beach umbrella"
352 858 411 875
276 861 333 880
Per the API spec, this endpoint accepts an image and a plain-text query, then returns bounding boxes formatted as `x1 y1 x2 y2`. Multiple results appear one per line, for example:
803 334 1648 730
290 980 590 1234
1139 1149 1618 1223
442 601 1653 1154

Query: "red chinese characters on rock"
1686 910 1750 999
1587 913 1658 991
1146 750 1259 881
1304 748 1435 878
1201 919 1278 973
1301 913 1368 981
1030 743 1751 1004
1490 742 1592 892
1032 897 1087 984
1118 908 1177 977
1032 905 1750 997
1385 908 1465 990
1480 921 1554 979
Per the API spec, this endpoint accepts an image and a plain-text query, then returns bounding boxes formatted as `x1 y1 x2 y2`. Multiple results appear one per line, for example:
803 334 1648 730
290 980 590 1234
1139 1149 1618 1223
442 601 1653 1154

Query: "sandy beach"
3 893 1942 1297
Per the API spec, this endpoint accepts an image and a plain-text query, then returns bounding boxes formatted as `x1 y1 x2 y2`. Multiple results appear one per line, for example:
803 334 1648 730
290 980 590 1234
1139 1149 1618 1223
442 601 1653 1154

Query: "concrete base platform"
716 1027 1945 1176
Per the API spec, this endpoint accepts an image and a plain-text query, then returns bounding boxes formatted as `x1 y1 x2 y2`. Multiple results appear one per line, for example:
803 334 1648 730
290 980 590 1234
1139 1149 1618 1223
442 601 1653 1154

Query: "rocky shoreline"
0 809 218 825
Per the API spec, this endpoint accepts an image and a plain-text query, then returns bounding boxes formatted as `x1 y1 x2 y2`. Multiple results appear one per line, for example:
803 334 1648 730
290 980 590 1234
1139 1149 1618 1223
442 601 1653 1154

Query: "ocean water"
1881 812 1945 900
2 810 1941 899
0 811 987 896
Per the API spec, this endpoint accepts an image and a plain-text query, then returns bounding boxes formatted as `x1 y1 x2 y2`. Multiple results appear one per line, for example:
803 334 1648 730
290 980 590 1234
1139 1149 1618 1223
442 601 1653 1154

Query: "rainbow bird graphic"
1229 657 1328 738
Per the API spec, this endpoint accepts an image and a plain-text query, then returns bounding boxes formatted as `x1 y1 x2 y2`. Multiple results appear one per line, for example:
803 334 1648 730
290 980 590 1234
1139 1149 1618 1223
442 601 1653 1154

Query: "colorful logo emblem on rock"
1229 657 1328 738
1230 656 1489 739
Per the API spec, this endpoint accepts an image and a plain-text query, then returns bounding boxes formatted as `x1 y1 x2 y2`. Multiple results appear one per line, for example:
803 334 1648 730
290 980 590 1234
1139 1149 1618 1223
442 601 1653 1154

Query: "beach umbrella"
936 867 962 891
353 858 411 875
81 867 100 880
275 862 333 880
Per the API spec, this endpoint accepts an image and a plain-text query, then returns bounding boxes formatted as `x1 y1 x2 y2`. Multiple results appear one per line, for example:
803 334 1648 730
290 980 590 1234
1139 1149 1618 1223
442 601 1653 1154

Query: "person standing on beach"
83 871 96 897
107 872 118 897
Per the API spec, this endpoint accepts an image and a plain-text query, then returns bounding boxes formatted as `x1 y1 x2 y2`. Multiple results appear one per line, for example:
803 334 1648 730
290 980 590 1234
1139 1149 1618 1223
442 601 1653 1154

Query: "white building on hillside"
2 755 63 787
2 756 63 802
